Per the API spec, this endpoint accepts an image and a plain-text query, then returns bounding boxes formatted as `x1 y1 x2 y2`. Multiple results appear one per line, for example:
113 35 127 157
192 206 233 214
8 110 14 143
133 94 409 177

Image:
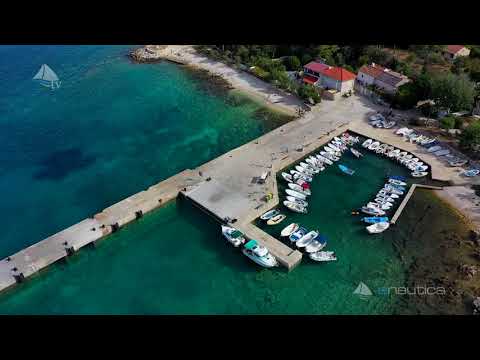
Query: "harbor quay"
0 99 374 293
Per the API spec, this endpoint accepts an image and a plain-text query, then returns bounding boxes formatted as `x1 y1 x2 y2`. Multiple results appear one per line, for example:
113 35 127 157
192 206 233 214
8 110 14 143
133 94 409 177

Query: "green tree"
440 116 456 129
298 84 321 104
430 73 476 112
315 45 339 64
460 121 480 150
394 82 421 109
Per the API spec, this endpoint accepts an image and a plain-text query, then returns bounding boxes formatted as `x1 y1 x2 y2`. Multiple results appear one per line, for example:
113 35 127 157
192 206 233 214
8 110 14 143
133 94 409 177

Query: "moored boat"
286 196 308 208
366 222 390 234
338 164 355 175
281 223 299 237
362 216 389 224
296 230 319 248
411 171 428 178
288 183 311 196
260 209 280 220
285 189 307 200
242 240 278 268
221 225 246 247
267 214 286 225
309 251 337 262
350 148 363 158
283 200 308 214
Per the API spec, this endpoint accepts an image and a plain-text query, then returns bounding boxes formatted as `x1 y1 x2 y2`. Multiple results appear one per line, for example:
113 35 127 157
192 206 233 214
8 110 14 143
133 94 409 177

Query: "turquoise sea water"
0 45 411 314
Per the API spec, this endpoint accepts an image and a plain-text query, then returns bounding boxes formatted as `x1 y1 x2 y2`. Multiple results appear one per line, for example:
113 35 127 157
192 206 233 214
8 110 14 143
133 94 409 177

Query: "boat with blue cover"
289 226 308 242
389 175 407 182
362 216 389 224
338 164 355 175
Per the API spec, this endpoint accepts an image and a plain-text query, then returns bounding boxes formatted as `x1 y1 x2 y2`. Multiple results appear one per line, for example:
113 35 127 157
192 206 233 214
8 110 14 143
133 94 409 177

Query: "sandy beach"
132 45 307 117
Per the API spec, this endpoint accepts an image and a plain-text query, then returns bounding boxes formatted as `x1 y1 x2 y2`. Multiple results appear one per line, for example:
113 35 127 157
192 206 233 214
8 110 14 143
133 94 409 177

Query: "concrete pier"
0 98 382 293
390 184 443 224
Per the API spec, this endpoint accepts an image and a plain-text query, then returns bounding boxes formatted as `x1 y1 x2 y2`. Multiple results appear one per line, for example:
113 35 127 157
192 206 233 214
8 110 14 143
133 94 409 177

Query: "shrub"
460 121 480 150
298 84 321 104
285 56 301 71
440 116 456 129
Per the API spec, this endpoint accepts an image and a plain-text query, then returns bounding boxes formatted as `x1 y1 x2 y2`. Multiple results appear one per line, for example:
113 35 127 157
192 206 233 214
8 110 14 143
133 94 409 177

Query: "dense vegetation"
195 44 480 111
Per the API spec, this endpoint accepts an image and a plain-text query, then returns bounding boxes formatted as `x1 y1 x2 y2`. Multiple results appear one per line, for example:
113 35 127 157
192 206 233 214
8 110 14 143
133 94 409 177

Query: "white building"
302 61 356 95
356 63 411 94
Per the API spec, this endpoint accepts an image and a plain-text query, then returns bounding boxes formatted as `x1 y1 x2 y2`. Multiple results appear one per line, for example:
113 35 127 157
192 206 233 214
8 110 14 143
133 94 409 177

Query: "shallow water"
0 46 458 314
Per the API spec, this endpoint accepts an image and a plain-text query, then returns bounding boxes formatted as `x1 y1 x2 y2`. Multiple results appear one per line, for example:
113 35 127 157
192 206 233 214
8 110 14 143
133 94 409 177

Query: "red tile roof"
304 61 356 82
446 45 466 54
304 61 329 74
358 64 385 78
303 75 318 85
322 66 356 82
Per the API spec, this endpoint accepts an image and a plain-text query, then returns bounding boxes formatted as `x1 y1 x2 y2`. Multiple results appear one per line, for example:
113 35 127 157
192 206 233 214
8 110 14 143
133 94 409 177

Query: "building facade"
356 63 410 94
443 45 471 61
303 61 356 95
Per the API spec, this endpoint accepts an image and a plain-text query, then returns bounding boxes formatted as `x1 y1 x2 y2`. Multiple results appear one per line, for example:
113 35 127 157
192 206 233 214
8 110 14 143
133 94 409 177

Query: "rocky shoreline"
129 45 168 63
387 189 480 315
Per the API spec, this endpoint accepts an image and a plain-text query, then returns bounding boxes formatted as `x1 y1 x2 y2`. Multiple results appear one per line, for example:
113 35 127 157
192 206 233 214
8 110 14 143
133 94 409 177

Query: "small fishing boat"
361 206 386 216
260 209 280 220
427 145 442 153
242 240 278 268
285 189 307 200
327 143 341 152
411 171 428 178
281 172 293 183
366 222 390 234
378 190 399 199
305 235 327 253
367 202 391 211
221 225 246 247
362 216 389 224
309 251 337 262
396 127 411 135
388 179 407 187
290 170 313 182
267 214 286 225
300 162 319 174
295 165 314 176
362 139 373 148
396 151 407 160
350 148 363 158
375 197 394 205
368 141 380 151
281 223 299 237
389 175 407 181
449 159 468 167
412 165 428 172
296 230 319 248
288 183 311 196
289 226 308 242
434 149 450 156
316 154 333 165
338 164 355 175
286 196 308 208
383 121 396 129
283 201 308 214
388 149 400 158
463 169 480 177
384 185 404 195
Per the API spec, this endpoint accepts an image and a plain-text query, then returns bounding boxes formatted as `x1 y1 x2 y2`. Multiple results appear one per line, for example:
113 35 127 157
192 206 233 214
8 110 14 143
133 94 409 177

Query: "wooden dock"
390 184 443 224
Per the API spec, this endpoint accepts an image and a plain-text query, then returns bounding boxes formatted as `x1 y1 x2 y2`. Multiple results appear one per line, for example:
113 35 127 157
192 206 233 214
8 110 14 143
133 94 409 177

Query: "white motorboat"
350 148 363 158
281 223 299 237
305 239 326 253
388 179 407 187
310 251 337 262
411 171 428 178
396 151 408 160
427 145 442 153
384 185 404 195
362 139 373 148
283 200 308 214
242 240 278 268
378 190 399 199
412 165 428 172
288 183 311 195
375 196 394 204
286 196 308 208
290 170 313 182
368 141 380 151
296 230 319 248
396 127 410 135
295 165 314 176
366 222 390 234
388 149 400 158
463 169 480 177
285 189 307 200
327 143 341 152
305 158 320 169
221 225 246 247
281 172 293 183
300 161 319 173
260 209 280 220
367 201 391 210
361 206 386 216
267 214 286 225
316 154 333 165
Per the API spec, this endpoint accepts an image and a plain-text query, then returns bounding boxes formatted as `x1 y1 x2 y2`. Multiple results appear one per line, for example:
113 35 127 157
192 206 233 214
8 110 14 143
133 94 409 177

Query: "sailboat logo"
33 64 61 89
353 281 373 299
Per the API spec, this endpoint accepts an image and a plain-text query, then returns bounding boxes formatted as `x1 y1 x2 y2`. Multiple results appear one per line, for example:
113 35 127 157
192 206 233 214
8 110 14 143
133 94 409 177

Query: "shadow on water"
175 197 261 274
33 148 96 180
